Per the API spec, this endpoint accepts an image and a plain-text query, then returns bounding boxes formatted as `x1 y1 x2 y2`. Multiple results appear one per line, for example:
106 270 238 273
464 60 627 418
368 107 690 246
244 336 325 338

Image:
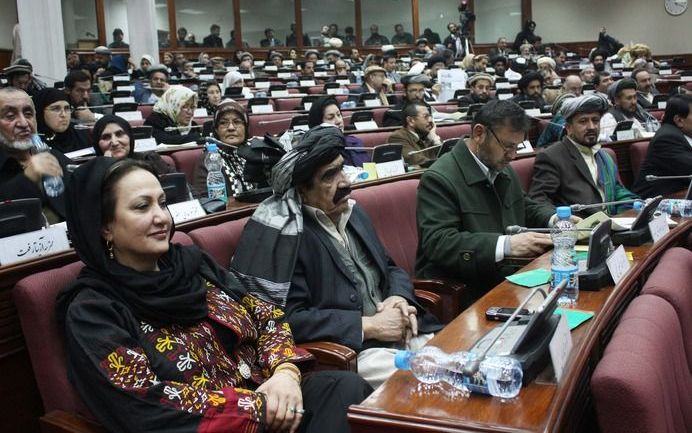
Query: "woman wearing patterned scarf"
144 85 202 145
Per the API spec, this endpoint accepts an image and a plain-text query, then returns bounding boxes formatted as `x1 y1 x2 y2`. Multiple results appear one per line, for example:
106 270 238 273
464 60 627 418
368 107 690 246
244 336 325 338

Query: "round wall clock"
665 0 688 15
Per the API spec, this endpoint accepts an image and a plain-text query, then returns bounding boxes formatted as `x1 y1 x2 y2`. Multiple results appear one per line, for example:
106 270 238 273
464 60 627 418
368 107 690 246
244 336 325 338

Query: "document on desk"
611 216 677 231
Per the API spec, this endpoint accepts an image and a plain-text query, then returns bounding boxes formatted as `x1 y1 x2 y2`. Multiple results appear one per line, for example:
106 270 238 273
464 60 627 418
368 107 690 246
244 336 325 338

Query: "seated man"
561 75 583 96
599 78 653 141
458 73 495 107
511 71 546 108
0 88 70 224
416 100 556 302
632 94 692 198
133 64 169 104
350 65 394 106
632 67 659 109
232 126 442 388
387 102 442 168
382 74 431 127
529 94 638 216
593 71 613 102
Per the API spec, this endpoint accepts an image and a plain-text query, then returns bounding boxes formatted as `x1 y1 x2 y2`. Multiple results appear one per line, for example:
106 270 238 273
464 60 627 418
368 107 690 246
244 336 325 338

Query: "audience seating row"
591 247 692 433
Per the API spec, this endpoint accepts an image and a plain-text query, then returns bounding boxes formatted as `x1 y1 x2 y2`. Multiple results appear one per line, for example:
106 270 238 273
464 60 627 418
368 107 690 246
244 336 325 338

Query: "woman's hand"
256 370 303 433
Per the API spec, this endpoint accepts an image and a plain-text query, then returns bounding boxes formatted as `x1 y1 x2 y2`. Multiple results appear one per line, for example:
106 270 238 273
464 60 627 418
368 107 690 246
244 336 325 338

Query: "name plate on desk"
253 61 265 67
681 76 692 82
336 79 350 85
549 313 573 383
254 81 271 89
615 129 635 141
199 74 214 81
648 214 670 243
524 108 541 117
113 75 130 82
168 200 206 223
314 71 328 78
659 69 672 76
300 79 316 87
115 84 135 91
326 87 344 95
498 92 512 100
193 108 209 117
277 72 292 79
264 65 278 72
0 227 70 266
611 62 624 69
363 98 382 108
375 159 406 178
226 66 239 72
117 111 143 121
250 104 273 114
621 71 632 77
657 101 667 109
354 120 378 130
282 60 295 66
606 245 631 284
271 90 290 97
134 137 158 152
113 97 135 104
517 140 534 154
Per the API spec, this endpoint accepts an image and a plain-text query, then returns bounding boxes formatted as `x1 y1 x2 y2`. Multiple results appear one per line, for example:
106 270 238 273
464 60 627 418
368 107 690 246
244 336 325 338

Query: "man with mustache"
387 102 442 168
416 100 556 303
232 126 441 388
0 88 70 223
529 94 638 217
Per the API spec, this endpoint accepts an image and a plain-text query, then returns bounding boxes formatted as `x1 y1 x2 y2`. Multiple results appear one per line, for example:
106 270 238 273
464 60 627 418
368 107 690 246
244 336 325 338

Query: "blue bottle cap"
633 200 643 211
358 172 369 180
556 206 571 219
393 350 412 370
206 142 218 152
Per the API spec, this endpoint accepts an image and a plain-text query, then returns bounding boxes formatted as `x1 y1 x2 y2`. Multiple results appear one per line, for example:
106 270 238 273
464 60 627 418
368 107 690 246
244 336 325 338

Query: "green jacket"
415 140 555 297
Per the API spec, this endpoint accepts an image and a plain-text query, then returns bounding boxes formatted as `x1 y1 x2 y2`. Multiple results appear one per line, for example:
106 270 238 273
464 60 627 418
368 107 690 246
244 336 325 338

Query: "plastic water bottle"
31 134 64 197
551 206 579 306
204 143 227 203
394 347 523 398
657 199 692 217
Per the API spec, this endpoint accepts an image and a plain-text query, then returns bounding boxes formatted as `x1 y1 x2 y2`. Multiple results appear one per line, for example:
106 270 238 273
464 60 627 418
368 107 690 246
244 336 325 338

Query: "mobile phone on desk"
485 307 532 322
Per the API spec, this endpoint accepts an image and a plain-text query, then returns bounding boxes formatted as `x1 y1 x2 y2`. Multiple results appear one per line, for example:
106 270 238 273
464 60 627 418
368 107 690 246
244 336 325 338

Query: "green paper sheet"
575 251 589 262
554 308 595 330
505 268 552 287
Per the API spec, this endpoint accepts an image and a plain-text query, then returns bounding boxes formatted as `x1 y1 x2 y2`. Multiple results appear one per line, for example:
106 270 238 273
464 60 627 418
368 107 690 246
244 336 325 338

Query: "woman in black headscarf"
92 114 175 175
34 88 90 154
56 157 371 433
308 96 369 167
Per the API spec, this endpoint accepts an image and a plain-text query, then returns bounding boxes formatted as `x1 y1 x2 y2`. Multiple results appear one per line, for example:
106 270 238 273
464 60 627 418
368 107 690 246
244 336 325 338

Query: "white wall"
62 0 98 48
105 0 129 45
533 0 692 55
0 1 18 50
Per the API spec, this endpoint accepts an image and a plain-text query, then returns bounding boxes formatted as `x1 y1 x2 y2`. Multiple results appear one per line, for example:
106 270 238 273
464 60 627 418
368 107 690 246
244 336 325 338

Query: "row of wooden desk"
347 217 691 433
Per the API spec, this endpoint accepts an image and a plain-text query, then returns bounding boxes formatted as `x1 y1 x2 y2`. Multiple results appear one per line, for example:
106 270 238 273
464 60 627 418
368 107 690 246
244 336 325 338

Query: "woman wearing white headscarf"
221 70 252 98
132 54 154 80
144 85 202 145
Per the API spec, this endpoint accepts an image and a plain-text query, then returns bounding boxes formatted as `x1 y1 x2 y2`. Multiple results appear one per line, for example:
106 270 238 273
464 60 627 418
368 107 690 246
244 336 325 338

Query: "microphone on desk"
645 174 692 181
570 198 640 212
164 125 206 132
505 225 593 235
407 144 444 155
462 280 568 377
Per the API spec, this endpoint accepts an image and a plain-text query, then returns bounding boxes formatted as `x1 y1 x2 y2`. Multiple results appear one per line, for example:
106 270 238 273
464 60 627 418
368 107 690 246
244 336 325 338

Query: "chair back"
510 156 536 192
188 217 250 267
629 140 649 182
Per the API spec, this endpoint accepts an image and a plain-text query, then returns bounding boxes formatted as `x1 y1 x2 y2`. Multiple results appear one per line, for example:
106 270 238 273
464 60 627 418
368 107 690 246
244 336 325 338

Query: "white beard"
0 136 34 150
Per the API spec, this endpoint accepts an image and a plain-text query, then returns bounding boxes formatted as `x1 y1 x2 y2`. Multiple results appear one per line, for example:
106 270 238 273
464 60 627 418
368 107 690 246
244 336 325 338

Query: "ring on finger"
289 407 306 414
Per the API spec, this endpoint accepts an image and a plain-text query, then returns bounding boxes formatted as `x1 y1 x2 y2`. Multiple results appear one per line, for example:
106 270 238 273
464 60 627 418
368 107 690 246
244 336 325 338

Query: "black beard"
333 186 352 204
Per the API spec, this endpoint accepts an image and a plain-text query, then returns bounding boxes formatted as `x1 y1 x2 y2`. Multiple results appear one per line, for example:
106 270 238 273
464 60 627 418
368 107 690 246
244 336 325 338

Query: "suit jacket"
529 137 633 216
416 140 555 296
632 123 692 198
387 128 435 167
284 205 441 352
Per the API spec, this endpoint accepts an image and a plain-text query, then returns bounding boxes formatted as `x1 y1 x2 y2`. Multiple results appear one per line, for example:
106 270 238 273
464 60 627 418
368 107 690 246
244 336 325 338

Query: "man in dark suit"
529 94 638 216
232 126 441 388
632 68 658 109
632 95 692 198
202 24 223 48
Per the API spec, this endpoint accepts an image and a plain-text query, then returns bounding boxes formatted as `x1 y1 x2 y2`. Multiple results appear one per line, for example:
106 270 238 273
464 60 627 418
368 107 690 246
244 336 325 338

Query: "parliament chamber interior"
1 0 691 432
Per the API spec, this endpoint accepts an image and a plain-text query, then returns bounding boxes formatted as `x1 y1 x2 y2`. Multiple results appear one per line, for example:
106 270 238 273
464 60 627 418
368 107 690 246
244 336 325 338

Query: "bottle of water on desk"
394 347 523 398
657 199 692 217
31 134 64 197
551 206 579 306
204 143 227 203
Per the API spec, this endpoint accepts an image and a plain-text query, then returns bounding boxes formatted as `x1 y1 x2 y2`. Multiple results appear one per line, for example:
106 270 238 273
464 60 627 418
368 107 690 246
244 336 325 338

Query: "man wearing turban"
529 94 639 216
232 125 441 388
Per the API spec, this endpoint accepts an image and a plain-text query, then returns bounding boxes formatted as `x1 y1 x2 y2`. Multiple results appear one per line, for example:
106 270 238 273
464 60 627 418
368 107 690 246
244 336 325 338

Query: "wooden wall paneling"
355 0 362 47
168 0 178 49
232 0 242 49
95 0 106 47
522 0 532 26
294 0 303 50
411 0 419 41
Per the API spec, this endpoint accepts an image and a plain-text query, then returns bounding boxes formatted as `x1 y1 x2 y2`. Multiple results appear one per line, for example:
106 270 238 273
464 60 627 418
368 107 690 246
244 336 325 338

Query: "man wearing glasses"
416 100 556 306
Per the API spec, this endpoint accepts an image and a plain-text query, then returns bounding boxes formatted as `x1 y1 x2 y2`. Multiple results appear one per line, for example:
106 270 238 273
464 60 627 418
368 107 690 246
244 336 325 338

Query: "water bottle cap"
358 172 369 180
633 200 643 210
206 142 218 152
556 206 571 219
393 350 412 370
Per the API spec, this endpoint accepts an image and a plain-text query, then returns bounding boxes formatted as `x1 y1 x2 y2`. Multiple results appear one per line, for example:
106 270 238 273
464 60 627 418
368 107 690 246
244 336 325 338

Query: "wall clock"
665 0 688 15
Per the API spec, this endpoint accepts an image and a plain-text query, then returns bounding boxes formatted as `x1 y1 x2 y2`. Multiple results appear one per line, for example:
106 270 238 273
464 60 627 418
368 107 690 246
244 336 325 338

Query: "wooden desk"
348 218 692 433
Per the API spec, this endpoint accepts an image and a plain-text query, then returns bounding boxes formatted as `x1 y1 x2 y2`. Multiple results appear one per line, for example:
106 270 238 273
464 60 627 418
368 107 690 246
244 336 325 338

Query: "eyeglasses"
487 127 525 154
46 105 74 114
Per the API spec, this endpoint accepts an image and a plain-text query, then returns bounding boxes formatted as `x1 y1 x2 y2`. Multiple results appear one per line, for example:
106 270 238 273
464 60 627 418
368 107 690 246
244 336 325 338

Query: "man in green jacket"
416 100 556 305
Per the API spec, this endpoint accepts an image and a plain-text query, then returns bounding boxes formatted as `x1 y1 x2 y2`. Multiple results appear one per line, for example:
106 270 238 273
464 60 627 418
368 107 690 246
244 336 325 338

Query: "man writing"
529 94 639 217
416 100 556 303
232 126 441 388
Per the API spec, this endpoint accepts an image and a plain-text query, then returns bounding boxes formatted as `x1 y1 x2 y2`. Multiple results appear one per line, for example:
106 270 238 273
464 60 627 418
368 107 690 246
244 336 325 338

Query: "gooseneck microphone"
645 174 692 181
505 225 593 235
570 198 640 212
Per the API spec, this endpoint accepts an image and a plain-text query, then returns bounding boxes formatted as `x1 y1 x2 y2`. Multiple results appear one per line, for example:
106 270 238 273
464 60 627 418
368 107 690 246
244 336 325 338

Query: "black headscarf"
56 157 246 327
34 88 89 153
307 96 339 128
91 115 135 157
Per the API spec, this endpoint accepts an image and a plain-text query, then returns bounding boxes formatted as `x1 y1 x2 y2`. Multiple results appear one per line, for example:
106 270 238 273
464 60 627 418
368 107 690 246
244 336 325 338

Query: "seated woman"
34 88 90 154
199 80 222 116
57 157 371 433
92 114 175 174
307 96 369 166
221 70 252 98
144 85 202 145
131 54 153 80
191 100 270 198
